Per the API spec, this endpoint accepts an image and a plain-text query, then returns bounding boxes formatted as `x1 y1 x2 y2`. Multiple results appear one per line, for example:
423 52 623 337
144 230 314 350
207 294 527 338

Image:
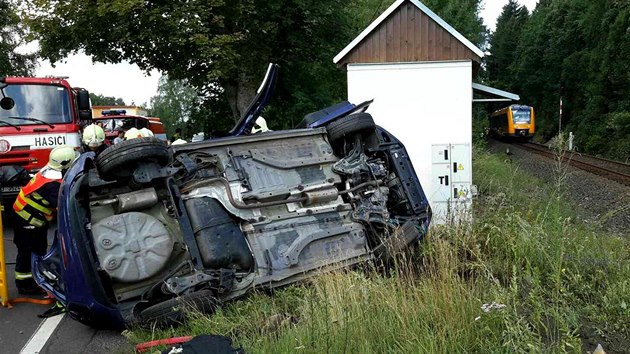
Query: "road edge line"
19 314 65 354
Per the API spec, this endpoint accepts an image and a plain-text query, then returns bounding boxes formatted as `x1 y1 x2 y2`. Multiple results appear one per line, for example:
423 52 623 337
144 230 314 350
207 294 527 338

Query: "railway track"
515 142 630 187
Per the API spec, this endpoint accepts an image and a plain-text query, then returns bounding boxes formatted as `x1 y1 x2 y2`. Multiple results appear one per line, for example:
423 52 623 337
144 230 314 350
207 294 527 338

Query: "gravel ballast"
486 140 630 236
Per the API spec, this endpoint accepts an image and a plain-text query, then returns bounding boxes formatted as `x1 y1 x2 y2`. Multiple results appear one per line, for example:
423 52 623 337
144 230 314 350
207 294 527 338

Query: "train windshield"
512 108 531 123
0 84 72 125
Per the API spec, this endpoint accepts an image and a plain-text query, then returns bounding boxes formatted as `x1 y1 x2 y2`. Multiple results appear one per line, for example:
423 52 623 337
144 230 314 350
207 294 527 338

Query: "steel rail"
515 143 630 187
527 142 630 173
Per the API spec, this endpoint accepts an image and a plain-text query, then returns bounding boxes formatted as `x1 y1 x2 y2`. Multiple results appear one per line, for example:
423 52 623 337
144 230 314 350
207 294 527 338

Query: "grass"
125 147 630 353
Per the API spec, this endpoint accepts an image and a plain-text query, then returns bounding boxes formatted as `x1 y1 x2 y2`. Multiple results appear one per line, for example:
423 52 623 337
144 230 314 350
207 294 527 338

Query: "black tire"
326 112 376 144
139 290 218 327
96 137 171 181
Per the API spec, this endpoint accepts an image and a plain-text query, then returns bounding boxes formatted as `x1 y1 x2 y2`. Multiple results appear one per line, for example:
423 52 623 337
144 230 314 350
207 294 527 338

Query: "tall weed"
126 148 630 353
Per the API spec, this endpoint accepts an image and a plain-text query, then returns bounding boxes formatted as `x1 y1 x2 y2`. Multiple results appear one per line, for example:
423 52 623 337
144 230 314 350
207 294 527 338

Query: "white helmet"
48 145 80 171
171 139 188 145
82 124 106 147
139 127 154 137
124 127 143 140
251 116 270 134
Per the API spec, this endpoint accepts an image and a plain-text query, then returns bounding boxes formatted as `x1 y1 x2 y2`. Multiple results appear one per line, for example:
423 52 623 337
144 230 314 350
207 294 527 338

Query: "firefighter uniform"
79 143 107 155
12 145 79 295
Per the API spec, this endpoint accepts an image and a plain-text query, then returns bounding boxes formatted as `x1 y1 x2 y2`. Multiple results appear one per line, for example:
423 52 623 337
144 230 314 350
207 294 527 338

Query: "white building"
334 0 516 224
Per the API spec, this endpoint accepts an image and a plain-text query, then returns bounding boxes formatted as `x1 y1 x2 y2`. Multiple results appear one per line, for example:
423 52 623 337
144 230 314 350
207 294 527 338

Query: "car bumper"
33 153 125 329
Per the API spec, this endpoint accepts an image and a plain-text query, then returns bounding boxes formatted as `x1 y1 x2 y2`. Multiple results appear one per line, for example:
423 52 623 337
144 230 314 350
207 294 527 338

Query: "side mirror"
76 89 92 120
0 97 15 110
79 110 92 120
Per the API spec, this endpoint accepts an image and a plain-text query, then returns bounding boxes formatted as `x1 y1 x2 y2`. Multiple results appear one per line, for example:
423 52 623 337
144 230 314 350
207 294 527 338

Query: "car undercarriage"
33 65 431 328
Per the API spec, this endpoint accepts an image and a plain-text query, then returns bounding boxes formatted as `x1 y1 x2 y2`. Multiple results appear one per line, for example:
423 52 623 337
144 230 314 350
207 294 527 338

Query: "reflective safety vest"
13 172 60 227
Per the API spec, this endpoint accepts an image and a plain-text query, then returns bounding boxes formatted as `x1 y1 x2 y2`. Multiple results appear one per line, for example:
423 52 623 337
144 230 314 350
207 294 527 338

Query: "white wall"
347 61 473 223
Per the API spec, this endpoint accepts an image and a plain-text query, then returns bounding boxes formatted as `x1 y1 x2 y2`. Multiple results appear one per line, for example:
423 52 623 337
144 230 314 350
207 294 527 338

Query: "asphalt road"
1 224 131 354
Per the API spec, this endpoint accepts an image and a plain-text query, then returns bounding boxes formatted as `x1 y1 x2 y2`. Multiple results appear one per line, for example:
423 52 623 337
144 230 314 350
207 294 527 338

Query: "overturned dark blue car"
33 65 431 329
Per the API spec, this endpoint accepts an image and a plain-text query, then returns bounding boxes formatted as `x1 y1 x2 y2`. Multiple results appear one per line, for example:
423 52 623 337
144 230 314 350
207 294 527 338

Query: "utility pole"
559 85 564 134
559 96 563 133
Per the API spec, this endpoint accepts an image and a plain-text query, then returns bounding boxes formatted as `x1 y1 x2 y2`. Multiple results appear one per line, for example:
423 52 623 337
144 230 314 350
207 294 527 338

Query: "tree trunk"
224 75 259 122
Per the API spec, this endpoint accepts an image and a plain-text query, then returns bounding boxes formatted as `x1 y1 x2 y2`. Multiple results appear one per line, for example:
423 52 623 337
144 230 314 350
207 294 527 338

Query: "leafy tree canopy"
489 0 630 160
23 0 351 128
25 0 487 133
0 0 36 76
147 76 220 139
90 93 126 106
486 0 530 89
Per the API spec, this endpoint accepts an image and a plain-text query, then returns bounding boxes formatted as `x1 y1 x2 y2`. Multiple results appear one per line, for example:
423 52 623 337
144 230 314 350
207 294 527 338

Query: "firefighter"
13 146 79 295
251 116 271 134
169 128 182 144
171 138 188 145
124 127 154 140
139 127 154 138
81 123 107 155
113 129 125 144
124 127 143 140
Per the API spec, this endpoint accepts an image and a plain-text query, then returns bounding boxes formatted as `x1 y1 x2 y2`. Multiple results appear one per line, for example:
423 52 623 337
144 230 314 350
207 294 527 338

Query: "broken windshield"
0 84 72 125
94 118 148 132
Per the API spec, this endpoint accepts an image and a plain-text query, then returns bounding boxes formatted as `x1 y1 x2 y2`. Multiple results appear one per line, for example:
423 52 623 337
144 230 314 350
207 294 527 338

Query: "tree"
23 0 488 131
148 76 230 139
0 0 36 76
89 93 126 106
23 0 352 125
488 0 630 159
149 76 196 138
487 0 530 90
423 0 488 48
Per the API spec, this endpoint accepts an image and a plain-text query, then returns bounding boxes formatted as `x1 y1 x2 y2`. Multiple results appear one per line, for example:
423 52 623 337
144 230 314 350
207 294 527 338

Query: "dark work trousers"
13 216 49 276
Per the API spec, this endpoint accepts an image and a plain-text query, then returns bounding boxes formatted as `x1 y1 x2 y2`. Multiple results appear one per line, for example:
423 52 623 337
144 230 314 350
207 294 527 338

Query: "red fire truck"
92 109 167 143
0 76 92 198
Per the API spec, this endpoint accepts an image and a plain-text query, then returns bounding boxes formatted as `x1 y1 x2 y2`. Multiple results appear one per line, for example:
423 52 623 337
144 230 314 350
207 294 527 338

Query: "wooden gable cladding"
337 2 482 67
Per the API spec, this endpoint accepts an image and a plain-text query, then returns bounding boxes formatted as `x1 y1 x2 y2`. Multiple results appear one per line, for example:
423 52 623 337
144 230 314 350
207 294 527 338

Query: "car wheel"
139 290 218 327
326 112 376 144
96 137 171 181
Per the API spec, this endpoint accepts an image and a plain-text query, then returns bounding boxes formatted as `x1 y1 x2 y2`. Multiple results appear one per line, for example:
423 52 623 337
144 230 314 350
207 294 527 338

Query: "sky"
32 0 538 107
481 0 539 31
35 54 160 107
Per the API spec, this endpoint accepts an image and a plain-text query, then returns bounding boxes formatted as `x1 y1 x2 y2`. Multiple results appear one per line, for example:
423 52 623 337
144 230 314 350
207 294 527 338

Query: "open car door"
229 63 278 136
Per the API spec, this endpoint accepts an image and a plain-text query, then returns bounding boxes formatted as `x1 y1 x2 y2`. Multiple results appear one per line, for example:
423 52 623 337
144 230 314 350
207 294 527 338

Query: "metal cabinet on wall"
431 143 472 223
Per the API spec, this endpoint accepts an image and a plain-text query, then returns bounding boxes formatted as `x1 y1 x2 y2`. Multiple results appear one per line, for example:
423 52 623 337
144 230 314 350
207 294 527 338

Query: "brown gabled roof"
334 0 483 67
